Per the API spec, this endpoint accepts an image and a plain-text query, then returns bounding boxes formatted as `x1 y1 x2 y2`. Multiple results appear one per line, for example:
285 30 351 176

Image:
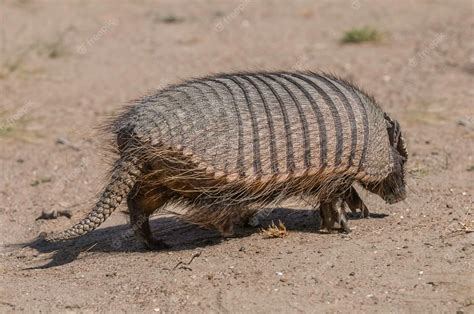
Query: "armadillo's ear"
384 113 400 147
397 132 408 160
384 112 408 161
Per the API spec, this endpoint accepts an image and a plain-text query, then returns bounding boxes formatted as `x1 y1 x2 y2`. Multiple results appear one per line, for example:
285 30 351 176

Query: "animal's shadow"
19 208 387 269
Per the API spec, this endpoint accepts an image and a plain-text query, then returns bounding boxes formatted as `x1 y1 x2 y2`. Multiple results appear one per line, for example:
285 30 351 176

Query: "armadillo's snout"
385 195 399 204
385 188 407 204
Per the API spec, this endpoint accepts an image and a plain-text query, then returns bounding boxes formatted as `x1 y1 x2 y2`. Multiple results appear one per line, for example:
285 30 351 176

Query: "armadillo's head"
365 114 408 204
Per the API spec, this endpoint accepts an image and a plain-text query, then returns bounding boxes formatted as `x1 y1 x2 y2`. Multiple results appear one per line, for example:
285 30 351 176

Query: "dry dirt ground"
1 0 473 313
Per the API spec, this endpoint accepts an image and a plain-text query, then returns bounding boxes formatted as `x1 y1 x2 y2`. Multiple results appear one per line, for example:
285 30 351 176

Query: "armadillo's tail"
45 157 142 242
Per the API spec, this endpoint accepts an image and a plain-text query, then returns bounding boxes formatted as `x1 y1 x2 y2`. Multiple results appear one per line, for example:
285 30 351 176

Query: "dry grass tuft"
261 220 288 238
156 14 185 24
342 26 382 44
446 208 473 236
451 220 474 235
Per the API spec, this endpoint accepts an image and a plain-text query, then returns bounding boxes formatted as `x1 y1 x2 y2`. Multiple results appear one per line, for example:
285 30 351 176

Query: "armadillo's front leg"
344 186 369 218
338 201 351 233
319 202 336 232
127 185 170 250
320 200 350 233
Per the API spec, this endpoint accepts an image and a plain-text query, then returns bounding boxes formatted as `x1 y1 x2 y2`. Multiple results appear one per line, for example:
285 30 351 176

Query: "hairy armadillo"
45 71 408 249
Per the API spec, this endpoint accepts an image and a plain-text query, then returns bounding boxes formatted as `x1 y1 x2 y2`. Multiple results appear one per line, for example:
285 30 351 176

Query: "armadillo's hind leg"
127 184 172 250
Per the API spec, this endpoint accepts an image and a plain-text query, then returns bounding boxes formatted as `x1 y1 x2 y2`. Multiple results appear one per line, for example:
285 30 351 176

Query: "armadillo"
45 71 408 249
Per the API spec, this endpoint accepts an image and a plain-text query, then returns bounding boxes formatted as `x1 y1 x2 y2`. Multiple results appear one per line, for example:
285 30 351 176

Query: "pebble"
457 118 474 130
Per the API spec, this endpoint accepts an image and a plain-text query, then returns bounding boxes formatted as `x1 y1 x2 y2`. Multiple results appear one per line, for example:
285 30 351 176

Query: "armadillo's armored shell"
47 71 401 243
113 72 393 183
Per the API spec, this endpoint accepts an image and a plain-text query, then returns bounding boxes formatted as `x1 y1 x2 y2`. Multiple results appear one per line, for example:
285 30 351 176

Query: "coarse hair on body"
46 71 408 247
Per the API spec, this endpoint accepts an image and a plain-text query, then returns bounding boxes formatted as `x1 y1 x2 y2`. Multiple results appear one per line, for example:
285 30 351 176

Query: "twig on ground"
173 252 202 270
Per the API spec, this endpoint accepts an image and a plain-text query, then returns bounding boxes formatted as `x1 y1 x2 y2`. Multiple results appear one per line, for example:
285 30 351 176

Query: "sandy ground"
0 0 473 313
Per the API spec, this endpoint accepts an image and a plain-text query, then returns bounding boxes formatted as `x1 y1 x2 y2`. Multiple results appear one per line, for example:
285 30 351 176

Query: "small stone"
457 118 474 130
